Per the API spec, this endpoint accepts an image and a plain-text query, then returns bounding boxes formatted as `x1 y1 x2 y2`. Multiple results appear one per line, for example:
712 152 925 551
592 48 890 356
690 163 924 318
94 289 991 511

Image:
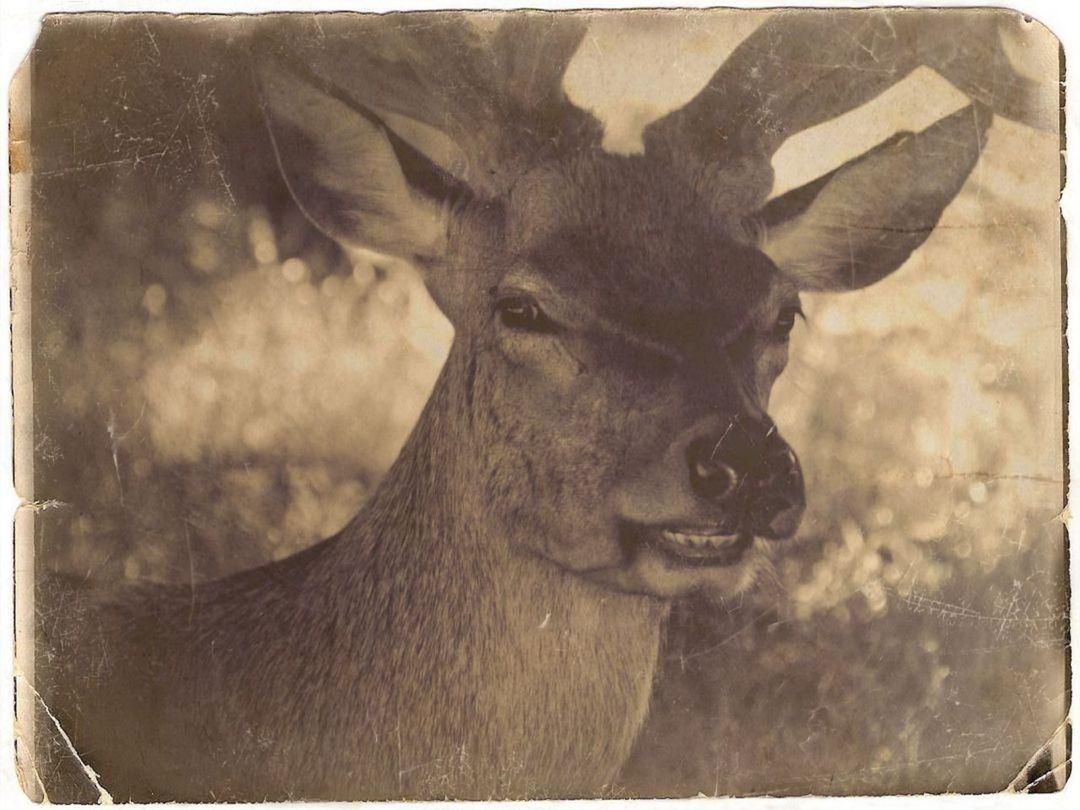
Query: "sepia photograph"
9 4 1069 803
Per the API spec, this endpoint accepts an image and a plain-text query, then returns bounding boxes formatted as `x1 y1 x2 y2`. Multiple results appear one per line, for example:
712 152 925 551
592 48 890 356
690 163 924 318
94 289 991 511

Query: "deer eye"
772 304 803 341
495 294 556 333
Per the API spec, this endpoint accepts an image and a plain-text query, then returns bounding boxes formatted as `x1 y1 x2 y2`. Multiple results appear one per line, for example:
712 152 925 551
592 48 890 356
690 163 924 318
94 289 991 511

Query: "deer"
32 11 1047 803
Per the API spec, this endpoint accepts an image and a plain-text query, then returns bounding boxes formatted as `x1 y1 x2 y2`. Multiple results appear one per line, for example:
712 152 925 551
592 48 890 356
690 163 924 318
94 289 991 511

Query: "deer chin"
579 524 770 599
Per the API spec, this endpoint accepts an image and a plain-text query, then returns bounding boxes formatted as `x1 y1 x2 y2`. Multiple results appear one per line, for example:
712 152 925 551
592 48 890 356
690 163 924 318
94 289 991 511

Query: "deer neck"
324 350 669 794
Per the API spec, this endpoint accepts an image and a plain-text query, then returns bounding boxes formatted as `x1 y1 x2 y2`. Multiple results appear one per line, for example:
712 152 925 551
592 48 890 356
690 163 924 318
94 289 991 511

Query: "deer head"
254 12 1030 600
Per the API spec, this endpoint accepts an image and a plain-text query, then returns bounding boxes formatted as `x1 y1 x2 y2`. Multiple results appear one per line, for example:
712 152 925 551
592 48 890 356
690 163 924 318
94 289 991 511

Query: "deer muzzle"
684 413 805 540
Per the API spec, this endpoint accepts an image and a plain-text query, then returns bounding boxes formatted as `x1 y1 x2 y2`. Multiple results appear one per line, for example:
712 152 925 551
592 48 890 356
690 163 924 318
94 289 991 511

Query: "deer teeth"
660 530 741 550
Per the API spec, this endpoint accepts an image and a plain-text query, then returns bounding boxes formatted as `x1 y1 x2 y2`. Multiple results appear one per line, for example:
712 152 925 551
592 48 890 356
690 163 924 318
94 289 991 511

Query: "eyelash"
493 293 558 333
772 305 804 340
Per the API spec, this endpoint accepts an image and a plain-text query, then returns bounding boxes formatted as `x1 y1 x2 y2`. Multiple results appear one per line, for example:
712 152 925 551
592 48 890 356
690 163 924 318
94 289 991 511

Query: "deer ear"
757 104 991 291
255 52 469 311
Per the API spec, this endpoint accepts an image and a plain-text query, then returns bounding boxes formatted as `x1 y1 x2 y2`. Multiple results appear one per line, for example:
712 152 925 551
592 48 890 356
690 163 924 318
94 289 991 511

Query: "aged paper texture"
11 8 1067 802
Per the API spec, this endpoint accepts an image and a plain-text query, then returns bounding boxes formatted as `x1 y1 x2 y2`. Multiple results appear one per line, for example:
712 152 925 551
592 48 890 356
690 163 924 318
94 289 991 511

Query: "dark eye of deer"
772 305 802 341
496 295 553 333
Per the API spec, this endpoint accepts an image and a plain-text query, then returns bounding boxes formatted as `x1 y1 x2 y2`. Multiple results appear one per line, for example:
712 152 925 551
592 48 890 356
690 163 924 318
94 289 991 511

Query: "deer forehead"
495 151 783 349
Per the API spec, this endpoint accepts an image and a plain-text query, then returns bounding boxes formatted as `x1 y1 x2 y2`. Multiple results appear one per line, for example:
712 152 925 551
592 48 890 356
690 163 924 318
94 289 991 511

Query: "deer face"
257 28 988 599
457 153 805 597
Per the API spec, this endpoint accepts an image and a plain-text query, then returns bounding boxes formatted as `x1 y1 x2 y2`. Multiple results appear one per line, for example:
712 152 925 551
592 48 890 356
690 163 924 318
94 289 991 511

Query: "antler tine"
911 13 1057 133
489 13 604 153
645 10 1052 209
252 14 505 192
252 13 601 193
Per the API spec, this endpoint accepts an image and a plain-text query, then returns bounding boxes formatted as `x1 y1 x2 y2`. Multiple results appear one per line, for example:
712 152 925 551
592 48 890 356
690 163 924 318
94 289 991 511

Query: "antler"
644 9 1055 211
488 13 605 159
251 13 600 195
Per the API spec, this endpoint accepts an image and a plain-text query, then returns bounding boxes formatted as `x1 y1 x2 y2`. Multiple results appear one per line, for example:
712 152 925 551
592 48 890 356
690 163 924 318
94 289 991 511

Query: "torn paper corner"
16 674 114 805
1006 718 1071 793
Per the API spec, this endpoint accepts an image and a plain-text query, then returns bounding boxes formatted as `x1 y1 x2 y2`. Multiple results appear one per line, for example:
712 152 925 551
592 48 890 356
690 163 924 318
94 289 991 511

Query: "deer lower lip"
645 527 753 567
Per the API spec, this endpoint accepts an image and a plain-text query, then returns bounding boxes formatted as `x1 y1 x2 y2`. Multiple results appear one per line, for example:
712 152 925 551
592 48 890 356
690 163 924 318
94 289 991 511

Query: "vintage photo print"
10 7 1067 802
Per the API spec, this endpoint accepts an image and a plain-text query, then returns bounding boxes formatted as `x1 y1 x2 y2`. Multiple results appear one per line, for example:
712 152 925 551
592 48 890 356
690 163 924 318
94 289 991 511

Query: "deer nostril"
687 440 739 503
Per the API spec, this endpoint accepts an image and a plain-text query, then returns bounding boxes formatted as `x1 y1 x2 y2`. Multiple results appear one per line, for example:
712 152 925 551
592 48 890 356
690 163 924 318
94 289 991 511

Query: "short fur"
36 14 1007 801
40 359 667 800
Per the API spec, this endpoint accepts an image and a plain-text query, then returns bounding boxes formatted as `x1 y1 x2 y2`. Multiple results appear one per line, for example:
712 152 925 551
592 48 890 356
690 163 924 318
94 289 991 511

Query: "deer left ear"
254 50 471 320
756 104 992 292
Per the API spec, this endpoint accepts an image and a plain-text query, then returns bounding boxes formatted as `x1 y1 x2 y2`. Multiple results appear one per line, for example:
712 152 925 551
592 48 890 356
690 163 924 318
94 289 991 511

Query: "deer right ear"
757 104 991 292
255 53 469 308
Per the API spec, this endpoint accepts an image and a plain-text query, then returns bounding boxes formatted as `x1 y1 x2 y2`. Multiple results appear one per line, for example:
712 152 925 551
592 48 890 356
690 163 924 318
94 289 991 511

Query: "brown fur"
39 358 667 800
36 20 993 800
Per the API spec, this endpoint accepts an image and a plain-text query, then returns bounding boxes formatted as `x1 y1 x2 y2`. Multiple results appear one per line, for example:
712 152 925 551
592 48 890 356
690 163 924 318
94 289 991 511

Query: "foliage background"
26 12 1066 796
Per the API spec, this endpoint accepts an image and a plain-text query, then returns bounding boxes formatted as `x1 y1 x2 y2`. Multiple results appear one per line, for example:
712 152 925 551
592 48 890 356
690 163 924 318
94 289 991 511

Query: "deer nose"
686 413 772 501
687 438 739 502
684 414 805 538
753 445 805 539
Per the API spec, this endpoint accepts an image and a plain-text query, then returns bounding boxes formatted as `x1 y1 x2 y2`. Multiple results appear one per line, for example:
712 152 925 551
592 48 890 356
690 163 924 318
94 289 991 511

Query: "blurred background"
25 11 1065 797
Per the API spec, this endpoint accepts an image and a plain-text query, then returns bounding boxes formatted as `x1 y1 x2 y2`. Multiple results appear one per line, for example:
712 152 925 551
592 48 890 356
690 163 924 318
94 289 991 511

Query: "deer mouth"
641 526 754 567
589 522 767 598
